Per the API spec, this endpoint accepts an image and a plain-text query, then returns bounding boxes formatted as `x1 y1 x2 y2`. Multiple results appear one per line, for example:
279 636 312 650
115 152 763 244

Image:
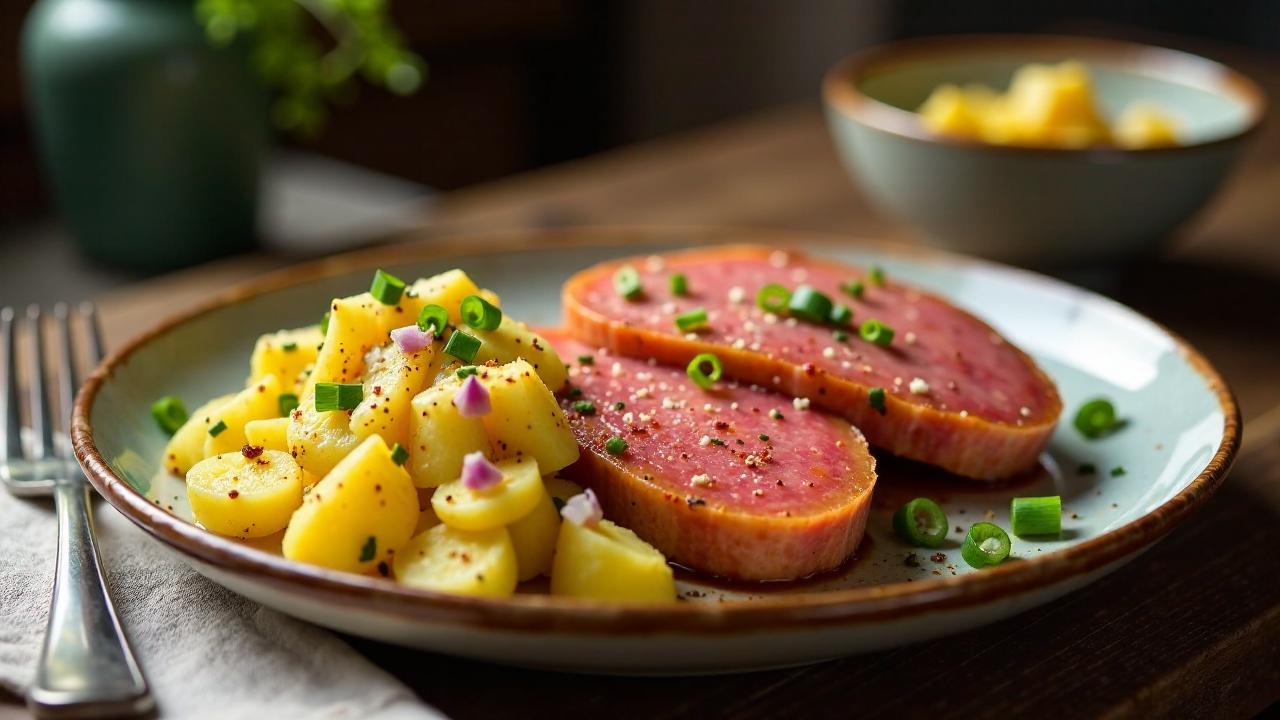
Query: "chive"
444 330 481 363
613 401 625 411
868 387 886 414
769 408 784 420
455 365 478 379
389 442 410 466
1110 466 1127 477
281 341 298 352
369 269 406 305
151 395 188 435
416 304 448 335
829 303 853 326
604 436 628 455
708 438 726 446
868 265 885 286
572 400 596 415
674 307 708 332
892 498 948 548
320 311 330 334
359 536 377 563
208 420 227 437
460 294 503 331
1074 398 1119 439
787 285 834 324
669 273 689 296
314 382 363 412
577 354 594 365
833 329 849 343
757 433 769 441
961 522 1011 568
277 393 299 417
613 265 643 300
686 352 723 389
567 387 583 398
756 283 790 313
859 318 895 346
840 280 864 299
1010 496 1061 537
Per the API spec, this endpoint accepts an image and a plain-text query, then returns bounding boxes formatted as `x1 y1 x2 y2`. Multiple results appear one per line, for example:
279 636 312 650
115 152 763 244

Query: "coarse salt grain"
822 347 836 359
728 286 746 304
699 435 712 447
792 397 810 411
909 377 930 395
690 473 713 487
611 362 624 377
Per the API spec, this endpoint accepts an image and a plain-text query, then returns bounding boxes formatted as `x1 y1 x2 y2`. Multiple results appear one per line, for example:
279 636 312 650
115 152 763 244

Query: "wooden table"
52 81 1280 717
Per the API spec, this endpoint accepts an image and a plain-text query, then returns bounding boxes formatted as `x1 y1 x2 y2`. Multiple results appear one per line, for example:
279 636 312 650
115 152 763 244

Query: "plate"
73 227 1238 674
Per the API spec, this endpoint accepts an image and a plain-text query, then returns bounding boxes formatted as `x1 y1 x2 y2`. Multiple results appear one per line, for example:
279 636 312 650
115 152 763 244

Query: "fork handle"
28 478 153 719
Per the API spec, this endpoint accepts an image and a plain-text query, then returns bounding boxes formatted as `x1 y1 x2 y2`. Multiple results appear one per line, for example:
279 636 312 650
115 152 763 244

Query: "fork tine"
26 305 54 460
1 307 20 463
80 302 104 365
54 304 76 458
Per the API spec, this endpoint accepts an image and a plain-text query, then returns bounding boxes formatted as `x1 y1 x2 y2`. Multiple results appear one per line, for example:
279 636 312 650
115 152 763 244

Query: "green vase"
22 0 267 271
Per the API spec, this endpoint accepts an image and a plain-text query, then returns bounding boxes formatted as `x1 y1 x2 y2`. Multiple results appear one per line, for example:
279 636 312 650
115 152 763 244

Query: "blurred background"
2 0 1279 304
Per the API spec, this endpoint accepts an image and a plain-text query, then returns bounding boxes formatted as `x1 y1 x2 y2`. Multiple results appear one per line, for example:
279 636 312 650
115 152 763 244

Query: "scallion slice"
1010 496 1061 537
674 307 708 332
840 280 864 299
460 295 503 331
369 269 406 305
277 393 300 417
577 354 594 365
686 352 723 389
604 436 628 455
455 365 478 379
868 265 885 286
892 497 948 548
443 329 481 363
613 265 643 300
829 303 853 326
208 420 228 437
320 311 330 335
868 386 886 415
572 400 596 415
1073 398 1118 438
669 273 688 296
756 283 791 313
416 304 449 335
314 382 363 412
150 396 188 435
281 341 298 352
961 522 1011 568
833 329 849 343
787 285 833 324
389 442 410 466
859 318 895 346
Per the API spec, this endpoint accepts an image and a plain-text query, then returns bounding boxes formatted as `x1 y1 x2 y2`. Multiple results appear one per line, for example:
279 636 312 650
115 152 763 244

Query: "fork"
1 304 152 718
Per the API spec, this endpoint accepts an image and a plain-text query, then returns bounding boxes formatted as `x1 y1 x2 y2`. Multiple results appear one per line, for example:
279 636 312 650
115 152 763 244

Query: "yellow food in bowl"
918 61 1179 149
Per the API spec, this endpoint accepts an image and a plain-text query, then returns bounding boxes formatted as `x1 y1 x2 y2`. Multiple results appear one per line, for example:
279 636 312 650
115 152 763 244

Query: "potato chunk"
204 375 283 458
408 378 491 488
507 487 560 581
473 318 567 392
287 388 360 477
163 392 236 476
393 524 517 598
551 519 675 603
405 269 488 324
431 457 542 531
249 326 323 393
244 417 290 453
349 343 433 449
480 360 579 474
282 435 418 573
186 449 303 538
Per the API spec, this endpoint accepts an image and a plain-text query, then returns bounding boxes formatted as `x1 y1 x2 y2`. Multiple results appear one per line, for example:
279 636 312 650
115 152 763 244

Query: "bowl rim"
72 226 1241 636
822 33 1268 156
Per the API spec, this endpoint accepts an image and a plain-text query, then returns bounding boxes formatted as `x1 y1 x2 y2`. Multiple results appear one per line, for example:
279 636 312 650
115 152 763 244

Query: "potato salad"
151 268 674 602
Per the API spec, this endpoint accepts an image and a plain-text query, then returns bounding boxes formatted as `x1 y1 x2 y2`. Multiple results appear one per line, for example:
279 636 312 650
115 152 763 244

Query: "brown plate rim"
72 226 1240 635
822 33 1268 156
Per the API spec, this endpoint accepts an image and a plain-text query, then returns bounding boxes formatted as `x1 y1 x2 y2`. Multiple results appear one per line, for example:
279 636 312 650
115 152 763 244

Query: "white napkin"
0 490 446 720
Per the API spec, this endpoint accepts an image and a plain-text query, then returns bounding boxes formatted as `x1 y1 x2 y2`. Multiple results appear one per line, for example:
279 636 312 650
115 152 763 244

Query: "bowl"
822 35 1266 267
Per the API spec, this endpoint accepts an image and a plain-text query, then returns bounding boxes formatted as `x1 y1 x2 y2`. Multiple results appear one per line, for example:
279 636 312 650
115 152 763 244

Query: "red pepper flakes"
228 490 240 499
241 445 264 459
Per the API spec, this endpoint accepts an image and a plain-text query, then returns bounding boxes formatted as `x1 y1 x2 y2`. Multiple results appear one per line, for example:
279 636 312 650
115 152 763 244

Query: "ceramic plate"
73 227 1238 674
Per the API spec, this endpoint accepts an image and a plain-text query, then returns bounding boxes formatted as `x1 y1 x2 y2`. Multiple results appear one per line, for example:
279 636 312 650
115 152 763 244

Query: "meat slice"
543 329 876 582
563 245 1061 480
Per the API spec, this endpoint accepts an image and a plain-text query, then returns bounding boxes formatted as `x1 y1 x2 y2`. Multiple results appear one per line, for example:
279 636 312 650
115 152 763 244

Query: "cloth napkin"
0 490 446 720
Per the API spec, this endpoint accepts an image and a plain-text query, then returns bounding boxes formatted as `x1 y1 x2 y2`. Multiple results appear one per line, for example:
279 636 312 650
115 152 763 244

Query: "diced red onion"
461 451 503 490
390 325 433 354
560 488 603 526
452 375 491 418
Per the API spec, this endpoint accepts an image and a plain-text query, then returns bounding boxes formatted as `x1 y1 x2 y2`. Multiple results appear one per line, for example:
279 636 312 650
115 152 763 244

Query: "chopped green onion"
961 522 1011 568
669 273 689 296
686 353 723 389
758 433 770 441
460 295 503 331
868 265 885 286
1010 496 1061 537
277 393 299 417
443 330 481 363
868 387 886 414
833 329 849 343
455 365 478 379
613 401 625 411
708 438 726 446
577 354 594 365
829 303 853 326
1074 398 1119 438
567 387 583 398
840 280 864 299
389 442 410 466
208 420 228 437
604 436 628 455
892 498 948 548
151 396 188 435
314 382 363 412
416 305 448 335
359 536 377 563
787 285 834 324
674 307 708 332
756 283 791 313
281 342 298 352
1110 466 1127 477
320 311 330 334
572 400 596 415
859 318 895 346
613 265 643 300
1077 463 1097 475
369 269 406 305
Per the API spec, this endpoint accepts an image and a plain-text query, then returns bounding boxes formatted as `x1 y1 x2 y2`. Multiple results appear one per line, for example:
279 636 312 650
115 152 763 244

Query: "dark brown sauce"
671 536 877 594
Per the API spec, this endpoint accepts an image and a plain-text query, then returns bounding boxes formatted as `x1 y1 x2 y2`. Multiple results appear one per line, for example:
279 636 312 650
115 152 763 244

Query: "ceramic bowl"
822 35 1266 267
73 227 1238 674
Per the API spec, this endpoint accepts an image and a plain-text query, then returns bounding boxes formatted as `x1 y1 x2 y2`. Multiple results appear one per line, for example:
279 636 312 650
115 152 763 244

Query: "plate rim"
72 226 1241 635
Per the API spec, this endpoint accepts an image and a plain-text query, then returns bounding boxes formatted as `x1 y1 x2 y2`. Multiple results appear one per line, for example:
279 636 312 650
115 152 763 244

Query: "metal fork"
1 304 152 718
